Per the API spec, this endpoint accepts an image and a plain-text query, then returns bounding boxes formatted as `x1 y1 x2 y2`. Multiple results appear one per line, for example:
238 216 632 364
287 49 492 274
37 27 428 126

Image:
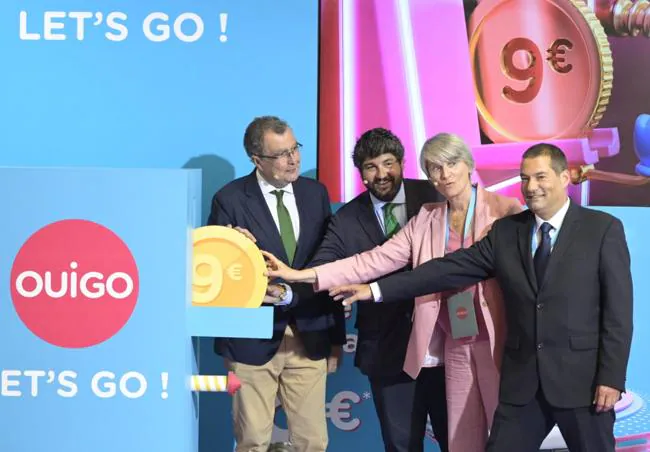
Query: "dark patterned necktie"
533 222 553 285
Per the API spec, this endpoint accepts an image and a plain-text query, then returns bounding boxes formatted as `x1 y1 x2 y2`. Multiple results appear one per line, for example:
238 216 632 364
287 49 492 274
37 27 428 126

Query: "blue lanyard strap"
445 185 477 249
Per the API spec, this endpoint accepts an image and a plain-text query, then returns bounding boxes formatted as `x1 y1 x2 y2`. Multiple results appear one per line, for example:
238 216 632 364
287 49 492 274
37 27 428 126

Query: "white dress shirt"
256 171 301 240
531 197 570 254
367 182 406 303
256 171 300 305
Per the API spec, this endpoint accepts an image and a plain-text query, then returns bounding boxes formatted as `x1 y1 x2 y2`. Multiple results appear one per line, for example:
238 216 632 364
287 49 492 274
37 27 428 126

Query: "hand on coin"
263 250 290 276
262 250 317 283
226 224 257 243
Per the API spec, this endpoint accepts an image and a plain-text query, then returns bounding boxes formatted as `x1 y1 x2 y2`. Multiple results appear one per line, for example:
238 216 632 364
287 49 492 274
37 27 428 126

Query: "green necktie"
272 190 297 264
383 203 401 238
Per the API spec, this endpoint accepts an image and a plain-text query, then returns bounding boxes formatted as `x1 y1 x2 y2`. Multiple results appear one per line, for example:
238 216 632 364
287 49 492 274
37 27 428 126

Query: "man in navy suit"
306 128 447 451
207 116 344 452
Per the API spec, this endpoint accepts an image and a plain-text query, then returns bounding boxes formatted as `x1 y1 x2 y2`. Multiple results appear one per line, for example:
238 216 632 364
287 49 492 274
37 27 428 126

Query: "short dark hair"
522 143 568 174
352 128 405 170
243 116 289 158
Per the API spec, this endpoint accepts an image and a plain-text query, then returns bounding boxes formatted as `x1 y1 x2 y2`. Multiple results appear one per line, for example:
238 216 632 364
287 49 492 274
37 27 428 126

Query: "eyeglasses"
255 142 302 160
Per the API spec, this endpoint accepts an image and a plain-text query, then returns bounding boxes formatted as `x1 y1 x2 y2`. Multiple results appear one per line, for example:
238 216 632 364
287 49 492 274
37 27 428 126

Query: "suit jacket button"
536 303 544 310
537 342 544 350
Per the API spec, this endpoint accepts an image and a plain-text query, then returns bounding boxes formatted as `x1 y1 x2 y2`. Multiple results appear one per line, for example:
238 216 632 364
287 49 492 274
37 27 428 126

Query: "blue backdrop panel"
0 167 202 452
0 0 318 446
187 307 272 339
600 207 650 447
0 0 319 220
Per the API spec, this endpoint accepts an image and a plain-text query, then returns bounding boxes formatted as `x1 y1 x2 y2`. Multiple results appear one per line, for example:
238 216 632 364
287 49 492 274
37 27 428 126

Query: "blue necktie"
534 222 553 285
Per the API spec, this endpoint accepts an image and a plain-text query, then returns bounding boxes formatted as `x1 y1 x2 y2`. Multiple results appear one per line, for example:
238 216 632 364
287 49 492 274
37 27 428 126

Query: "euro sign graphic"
327 390 361 431
226 264 243 281
546 38 573 74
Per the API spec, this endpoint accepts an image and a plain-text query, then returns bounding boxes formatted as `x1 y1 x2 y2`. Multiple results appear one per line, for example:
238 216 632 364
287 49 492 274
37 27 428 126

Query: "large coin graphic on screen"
468 0 613 143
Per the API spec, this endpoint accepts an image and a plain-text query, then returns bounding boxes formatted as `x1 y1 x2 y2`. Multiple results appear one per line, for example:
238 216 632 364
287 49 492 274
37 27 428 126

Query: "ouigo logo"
10 219 139 348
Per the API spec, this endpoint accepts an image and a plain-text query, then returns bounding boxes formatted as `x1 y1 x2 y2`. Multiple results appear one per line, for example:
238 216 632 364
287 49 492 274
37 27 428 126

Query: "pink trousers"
443 338 500 452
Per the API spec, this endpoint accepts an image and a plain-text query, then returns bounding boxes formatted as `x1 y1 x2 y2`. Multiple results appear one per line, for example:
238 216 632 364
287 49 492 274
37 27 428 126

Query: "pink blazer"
315 187 522 379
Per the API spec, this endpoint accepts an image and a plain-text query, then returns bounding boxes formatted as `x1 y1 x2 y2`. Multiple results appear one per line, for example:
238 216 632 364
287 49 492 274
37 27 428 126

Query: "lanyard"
445 185 477 249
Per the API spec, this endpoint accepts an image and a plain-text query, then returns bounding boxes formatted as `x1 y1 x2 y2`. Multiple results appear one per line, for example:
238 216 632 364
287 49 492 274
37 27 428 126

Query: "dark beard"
368 178 402 202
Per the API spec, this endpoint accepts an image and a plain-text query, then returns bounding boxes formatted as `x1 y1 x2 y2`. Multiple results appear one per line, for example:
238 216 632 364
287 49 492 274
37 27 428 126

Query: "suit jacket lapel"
538 202 580 290
405 180 421 220
432 206 446 257
358 193 386 246
243 172 289 262
517 210 538 293
473 186 488 239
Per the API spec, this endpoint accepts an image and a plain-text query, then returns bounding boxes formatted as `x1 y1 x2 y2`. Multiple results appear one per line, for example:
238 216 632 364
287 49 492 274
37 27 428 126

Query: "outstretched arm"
265 213 415 289
331 227 498 305
313 215 415 290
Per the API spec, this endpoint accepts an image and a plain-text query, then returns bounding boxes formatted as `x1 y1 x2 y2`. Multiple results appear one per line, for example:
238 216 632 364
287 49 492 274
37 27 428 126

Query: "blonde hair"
419 132 475 177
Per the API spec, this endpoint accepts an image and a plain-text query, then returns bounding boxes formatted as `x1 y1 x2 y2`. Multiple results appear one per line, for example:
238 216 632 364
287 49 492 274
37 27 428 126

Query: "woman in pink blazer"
265 133 522 452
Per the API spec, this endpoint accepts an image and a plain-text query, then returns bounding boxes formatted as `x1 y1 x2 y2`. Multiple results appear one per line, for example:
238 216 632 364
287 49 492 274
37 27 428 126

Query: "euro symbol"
226 264 243 281
546 38 573 74
326 390 361 431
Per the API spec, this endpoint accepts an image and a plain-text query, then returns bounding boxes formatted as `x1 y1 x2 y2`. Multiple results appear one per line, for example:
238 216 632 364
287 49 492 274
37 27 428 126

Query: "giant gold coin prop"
192 226 268 308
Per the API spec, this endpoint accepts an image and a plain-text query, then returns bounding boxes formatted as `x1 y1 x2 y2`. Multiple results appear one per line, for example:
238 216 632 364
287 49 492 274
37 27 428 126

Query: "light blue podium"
0 167 272 452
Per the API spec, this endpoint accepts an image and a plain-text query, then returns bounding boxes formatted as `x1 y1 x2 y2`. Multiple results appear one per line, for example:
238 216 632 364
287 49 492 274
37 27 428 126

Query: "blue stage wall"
0 0 319 183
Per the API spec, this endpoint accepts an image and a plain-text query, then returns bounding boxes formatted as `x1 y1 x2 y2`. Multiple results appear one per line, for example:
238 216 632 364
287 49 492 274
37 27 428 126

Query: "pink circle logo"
455 307 468 320
10 219 139 348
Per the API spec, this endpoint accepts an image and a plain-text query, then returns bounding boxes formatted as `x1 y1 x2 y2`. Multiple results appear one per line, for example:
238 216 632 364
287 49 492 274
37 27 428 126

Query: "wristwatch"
276 283 289 302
